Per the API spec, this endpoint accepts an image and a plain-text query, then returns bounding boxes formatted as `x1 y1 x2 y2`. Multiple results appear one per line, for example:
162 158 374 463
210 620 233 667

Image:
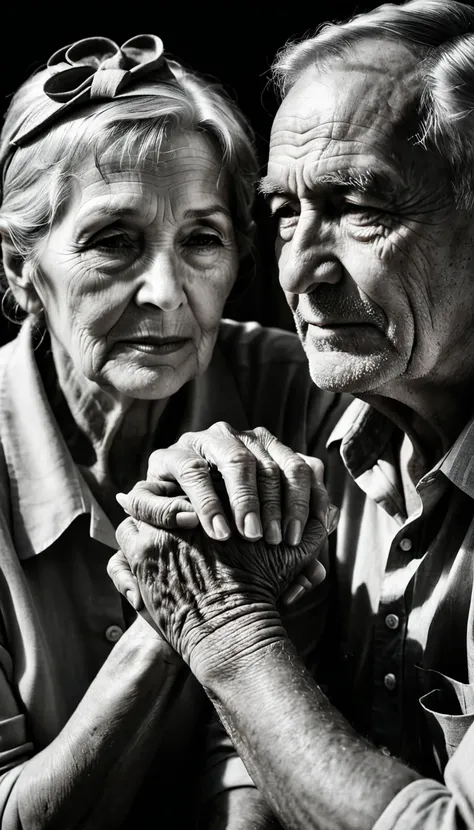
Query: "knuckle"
284 458 311 483
153 500 179 528
177 431 199 447
178 456 210 482
257 459 280 482
224 449 255 470
288 499 311 519
211 420 234 436
252 425 274 443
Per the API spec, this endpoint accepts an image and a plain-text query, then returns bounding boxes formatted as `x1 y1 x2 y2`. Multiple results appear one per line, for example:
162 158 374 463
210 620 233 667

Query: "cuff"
372 780 455 830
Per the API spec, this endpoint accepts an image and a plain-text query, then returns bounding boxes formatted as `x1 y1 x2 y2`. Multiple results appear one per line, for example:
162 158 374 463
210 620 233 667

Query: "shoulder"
217 319 307 368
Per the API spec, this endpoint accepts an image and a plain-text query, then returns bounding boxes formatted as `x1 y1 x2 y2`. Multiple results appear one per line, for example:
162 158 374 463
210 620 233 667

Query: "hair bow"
9 34 176 148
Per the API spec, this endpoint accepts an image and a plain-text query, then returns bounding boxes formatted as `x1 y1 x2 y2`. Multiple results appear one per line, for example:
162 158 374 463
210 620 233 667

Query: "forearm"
200 638 420 830
11 618 183 829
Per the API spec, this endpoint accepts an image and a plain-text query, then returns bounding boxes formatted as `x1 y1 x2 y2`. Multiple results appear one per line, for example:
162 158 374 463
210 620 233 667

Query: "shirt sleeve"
0 646 34 827
200 712 255 803
373 723 474 829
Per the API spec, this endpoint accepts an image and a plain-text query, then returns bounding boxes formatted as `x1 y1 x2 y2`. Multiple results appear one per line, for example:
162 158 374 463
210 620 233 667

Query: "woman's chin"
99 361 196 400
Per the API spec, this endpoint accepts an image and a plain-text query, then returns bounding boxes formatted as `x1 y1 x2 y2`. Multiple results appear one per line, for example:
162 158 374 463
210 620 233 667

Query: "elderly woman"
0 32 341 830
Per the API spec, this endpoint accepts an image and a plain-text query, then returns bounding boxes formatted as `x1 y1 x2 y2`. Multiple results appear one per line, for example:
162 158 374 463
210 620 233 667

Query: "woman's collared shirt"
0 318 343 828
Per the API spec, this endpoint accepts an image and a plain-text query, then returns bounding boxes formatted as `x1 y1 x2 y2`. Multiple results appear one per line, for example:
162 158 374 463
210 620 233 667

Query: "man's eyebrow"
258 169 397 200
182 205 231 220
312 169 395 196
258 176 291 198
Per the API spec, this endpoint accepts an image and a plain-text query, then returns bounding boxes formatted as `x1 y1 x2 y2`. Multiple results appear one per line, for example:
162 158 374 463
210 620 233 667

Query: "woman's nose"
134 254 186 311
278 214 343 295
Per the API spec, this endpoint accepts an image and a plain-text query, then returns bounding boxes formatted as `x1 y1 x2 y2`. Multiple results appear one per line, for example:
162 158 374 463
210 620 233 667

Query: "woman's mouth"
120 338 191 355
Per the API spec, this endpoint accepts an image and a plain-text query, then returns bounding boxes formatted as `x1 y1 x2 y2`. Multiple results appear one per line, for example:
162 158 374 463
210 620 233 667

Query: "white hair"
272 0 474 207
0 60 258 266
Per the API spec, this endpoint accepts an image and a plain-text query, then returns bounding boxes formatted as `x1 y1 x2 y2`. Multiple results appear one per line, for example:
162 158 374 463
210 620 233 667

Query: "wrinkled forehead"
58 130 230 223
80 131 226 197
269 39 425 181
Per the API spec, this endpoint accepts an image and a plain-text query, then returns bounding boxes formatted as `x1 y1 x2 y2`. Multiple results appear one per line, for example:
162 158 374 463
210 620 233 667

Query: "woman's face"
30 131 239 399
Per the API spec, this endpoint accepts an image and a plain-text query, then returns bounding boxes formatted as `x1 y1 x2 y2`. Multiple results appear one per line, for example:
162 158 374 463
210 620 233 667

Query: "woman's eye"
91 232 136 251
185 233 222 250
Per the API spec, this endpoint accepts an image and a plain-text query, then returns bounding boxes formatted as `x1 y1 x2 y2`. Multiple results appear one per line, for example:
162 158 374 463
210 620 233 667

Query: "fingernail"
125 589 139 610
116 493 127 508
285 519 302 546
243 512 263 540
175 511 199 529
284 584 306 605
326 504 340 535
265 519 282 545
212 514 231 540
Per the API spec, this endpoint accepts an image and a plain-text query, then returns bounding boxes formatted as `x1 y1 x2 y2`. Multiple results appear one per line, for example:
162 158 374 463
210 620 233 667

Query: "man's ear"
0 233 42 315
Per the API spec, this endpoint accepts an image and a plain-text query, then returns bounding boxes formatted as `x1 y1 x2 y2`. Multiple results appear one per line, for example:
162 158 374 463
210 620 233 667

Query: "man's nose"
278 213 343 295
134 253 186 311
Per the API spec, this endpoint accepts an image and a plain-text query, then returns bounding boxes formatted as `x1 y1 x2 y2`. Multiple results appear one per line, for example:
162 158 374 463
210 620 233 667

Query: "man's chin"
305 350 398 395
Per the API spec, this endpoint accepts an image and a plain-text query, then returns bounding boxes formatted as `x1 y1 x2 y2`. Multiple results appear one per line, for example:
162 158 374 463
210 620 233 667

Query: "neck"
360 375 474 480
51 337 168 494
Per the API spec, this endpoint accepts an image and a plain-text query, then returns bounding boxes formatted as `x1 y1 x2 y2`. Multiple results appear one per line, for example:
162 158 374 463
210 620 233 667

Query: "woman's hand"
117 423 335 544
109 518 326 681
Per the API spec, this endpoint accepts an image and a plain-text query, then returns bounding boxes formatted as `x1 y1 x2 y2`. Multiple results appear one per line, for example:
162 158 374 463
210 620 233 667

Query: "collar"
326 398 395 479
0 320 251 559
0 321 116 558
327 396 474 501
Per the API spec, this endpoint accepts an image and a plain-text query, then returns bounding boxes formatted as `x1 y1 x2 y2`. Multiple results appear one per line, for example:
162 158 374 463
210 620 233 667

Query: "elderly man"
110 1 474 827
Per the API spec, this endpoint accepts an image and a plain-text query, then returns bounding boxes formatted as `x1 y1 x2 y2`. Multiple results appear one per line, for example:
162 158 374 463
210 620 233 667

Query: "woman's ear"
0 233 42 315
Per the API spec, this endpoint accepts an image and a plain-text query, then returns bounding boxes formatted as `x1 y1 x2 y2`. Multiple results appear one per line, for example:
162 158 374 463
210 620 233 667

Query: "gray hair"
272 0 474 207
0 59 258 270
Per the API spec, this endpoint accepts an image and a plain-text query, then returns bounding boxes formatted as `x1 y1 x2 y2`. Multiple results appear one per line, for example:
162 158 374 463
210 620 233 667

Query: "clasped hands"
108 423 338 678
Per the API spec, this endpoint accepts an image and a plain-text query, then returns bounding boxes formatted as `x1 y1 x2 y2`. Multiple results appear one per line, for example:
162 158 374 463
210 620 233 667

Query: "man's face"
264 40 474 395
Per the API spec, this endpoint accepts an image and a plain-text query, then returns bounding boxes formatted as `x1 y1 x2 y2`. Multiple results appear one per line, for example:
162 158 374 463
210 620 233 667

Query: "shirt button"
384 672 397 691
385 613 400 630
399 537 412 552
105 625 123 643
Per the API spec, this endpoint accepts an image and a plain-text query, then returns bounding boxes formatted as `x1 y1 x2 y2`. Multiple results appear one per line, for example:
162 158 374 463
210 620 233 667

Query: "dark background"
0 0 402 346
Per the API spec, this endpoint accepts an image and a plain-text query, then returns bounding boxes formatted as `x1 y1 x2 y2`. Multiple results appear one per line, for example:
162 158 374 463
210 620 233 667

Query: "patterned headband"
1 34 176 181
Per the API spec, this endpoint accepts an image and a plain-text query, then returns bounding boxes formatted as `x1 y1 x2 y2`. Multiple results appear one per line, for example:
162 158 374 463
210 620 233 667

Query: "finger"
297 454 330 531
116 482 199 530
251 431 313 546
146 448 232 541
178 425 263 541
107 549 144 611
281 558 326 606
231 432 282 544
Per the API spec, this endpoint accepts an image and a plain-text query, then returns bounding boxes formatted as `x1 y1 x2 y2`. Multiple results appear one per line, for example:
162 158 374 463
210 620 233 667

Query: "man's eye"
185 233 222 249
271 204 300 222
341 202 382 220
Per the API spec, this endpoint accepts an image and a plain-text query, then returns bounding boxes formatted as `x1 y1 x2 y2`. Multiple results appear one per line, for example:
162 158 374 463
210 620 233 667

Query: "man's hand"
114 423 338 609
109 519 326 681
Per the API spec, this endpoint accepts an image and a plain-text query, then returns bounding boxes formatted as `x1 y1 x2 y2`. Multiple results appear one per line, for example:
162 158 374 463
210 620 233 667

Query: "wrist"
189 601 287 686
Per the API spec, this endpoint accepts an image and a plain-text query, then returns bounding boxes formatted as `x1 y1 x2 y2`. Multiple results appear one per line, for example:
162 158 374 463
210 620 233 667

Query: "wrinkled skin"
114 518 326 678
22 131 238 401
263 40 474 409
